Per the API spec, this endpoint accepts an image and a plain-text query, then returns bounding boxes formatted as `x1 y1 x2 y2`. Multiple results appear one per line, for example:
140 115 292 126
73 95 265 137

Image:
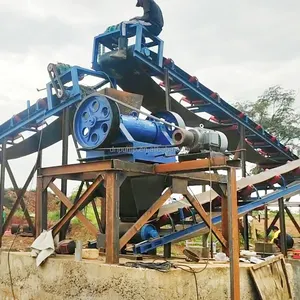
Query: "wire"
8 228 20 300
123 260 207 300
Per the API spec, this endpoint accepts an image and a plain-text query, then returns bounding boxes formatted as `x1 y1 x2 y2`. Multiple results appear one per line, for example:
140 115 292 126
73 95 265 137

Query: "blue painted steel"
74 94 181 163
0 66 112 143
73 94 117 149
92 23 164 71
134 183 300 254
140 224 159 240
122 115 158 144
92 25 297 162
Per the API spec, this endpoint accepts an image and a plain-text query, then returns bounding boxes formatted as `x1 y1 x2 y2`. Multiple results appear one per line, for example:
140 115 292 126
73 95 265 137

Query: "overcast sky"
1 0 300 193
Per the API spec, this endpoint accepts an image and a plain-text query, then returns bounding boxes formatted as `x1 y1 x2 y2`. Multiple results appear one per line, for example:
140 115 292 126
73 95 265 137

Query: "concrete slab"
0 251 294 300
288 259 300 300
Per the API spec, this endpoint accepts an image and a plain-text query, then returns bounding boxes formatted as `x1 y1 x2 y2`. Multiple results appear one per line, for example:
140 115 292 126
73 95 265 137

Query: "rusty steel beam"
42 161 113 177
173 172 227 183
52 175 103 237
154 156 229 173
41 160 155 177
5 161 34 233
35 176 43 237
221 196 229 254
185 190 227 248
227 167 240 300
119 188 172 249
105 172 120 264
49 182 98 236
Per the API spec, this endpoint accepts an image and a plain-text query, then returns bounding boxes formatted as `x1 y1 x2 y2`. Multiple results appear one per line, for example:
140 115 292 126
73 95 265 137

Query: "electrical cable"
123 259 209 300
8 227 20 300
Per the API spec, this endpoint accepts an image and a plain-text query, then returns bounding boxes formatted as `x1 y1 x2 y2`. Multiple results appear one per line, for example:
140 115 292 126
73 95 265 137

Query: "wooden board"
250 255 292 300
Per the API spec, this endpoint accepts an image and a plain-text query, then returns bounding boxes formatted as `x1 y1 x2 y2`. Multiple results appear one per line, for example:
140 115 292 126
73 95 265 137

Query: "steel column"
60 108 70 241
227 167 240 300
164 68 171 111
0 139 6 246
164 243 172 259
221 196 228 254
264 205 268 242
35 176 43 237
41 188 48 231
240 125 249 250
278 198 287 256
105 172 120 264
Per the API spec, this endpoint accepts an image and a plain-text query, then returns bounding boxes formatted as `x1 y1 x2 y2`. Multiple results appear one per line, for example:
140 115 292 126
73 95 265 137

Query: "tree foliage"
235 85 300 152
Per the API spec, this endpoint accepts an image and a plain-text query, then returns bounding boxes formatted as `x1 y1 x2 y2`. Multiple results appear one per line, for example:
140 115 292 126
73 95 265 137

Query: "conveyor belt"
157 159 300 217
97 51 286 165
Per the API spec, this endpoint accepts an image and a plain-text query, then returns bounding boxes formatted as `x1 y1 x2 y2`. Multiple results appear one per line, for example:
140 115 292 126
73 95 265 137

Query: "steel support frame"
59 108 69 241
35 157 235 265
0 147 41 241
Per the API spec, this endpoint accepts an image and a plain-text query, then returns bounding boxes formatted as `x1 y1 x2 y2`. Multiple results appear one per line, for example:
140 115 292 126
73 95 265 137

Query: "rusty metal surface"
227 168 240 300
99 88 143 115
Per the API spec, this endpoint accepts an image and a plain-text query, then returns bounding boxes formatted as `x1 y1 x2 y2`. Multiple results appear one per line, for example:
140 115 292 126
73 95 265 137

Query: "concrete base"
0 251 294 300
288 259 300 300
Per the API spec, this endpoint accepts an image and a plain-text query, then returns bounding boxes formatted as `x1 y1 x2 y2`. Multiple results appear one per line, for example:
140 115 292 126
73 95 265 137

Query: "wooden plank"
49 182 98 236
250 254 292 300
185 191 227 248
119 188 172 249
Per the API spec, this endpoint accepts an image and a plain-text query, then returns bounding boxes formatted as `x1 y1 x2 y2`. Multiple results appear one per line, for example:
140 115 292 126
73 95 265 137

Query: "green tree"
235 85 300 152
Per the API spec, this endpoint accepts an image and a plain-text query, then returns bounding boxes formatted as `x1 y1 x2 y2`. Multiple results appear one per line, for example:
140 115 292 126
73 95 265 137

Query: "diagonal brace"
185 190 227 248
119 187 172 249
5 161 35 233
51 175 103 236
49 182 98 236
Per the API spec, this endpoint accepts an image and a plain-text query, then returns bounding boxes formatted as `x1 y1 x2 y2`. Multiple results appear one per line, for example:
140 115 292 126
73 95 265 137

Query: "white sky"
1 0 300 202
